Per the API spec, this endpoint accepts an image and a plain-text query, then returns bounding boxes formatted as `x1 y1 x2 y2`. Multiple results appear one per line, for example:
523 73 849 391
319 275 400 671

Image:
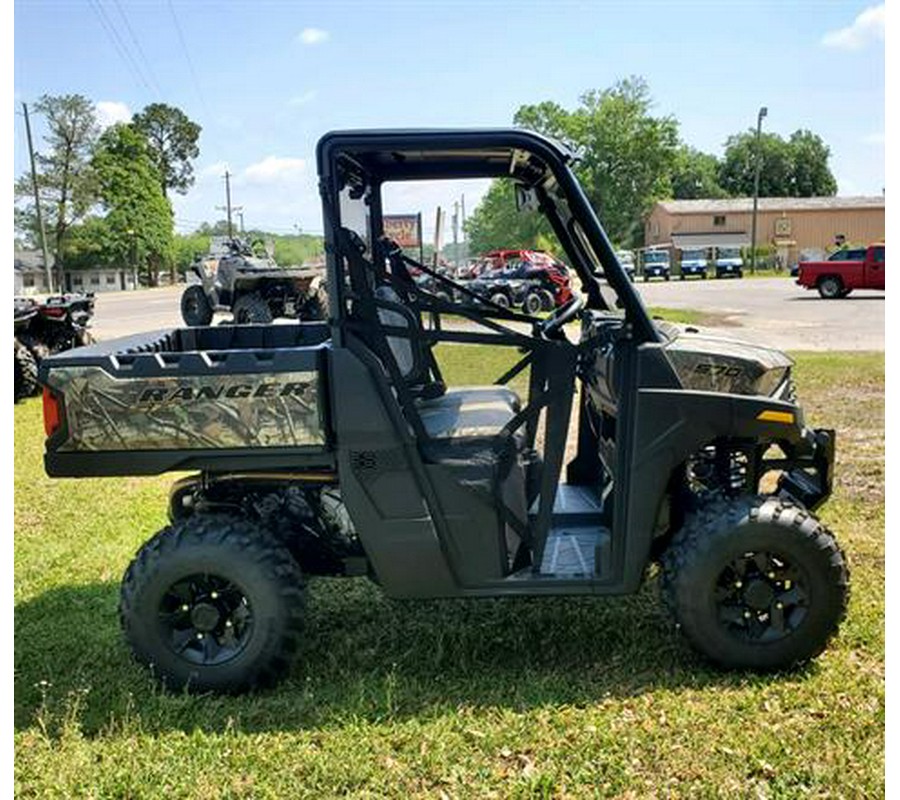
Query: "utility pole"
23 102 54 293
452 201 459 268
217 170 234 238
750 106 767 275
235 207 245 234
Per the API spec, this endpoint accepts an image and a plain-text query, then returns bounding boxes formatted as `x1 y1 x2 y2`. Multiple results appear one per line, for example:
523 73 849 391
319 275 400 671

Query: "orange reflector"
42 387 61 437
757 409 795 424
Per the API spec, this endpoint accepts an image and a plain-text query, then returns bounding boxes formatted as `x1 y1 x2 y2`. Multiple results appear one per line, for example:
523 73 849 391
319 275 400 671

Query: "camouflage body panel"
659 323 793 397
45 366 324 452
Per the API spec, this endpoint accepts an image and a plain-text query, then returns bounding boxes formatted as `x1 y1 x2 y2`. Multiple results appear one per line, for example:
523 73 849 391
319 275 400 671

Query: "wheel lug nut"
767 572 775 579
211 591 218 599
196 633 203 640
735 581 743 589
225 620 232 628
776 602 783 609
743 611 752 619
181 604 189 611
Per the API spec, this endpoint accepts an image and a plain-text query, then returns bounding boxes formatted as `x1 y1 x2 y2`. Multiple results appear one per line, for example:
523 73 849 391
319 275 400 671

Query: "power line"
87 0 153 97
111 0 162 98
166 0 210 117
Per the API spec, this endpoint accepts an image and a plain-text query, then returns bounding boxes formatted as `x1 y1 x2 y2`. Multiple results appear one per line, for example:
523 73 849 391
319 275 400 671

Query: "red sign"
384 214 421 248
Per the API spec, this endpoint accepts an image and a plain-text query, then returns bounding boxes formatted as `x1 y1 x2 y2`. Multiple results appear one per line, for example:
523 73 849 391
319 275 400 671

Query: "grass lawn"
14 348 884 798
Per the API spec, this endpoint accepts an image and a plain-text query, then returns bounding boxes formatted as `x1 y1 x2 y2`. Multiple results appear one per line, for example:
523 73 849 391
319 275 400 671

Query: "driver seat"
372 284 522 442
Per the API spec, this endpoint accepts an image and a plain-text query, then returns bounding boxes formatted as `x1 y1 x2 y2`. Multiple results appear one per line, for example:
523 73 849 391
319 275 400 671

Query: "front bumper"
777 427 835 510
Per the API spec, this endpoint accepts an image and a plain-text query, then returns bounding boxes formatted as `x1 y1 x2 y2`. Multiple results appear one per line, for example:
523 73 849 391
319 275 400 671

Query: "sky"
11 0 886 240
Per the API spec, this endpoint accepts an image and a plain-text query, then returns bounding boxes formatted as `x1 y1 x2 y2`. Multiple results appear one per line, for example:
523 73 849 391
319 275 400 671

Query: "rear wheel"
660 496 848 670
301 286 329 320
817 276 844 299
14 340 38 402
232 293 274 324
120 514 306 693
181 285 214 326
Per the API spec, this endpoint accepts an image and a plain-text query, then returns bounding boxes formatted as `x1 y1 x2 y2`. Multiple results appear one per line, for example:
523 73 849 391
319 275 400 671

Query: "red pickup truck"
797 243 885 298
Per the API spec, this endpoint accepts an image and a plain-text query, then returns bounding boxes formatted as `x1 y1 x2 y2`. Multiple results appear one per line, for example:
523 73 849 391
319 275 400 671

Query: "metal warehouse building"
644 196 885 266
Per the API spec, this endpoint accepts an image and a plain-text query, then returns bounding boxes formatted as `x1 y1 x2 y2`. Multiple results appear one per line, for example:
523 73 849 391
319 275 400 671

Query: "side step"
539 526 611 578
525 484 612 578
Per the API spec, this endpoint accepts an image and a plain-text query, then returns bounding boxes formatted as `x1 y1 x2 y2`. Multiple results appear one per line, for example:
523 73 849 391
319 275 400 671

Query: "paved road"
90 278 884 352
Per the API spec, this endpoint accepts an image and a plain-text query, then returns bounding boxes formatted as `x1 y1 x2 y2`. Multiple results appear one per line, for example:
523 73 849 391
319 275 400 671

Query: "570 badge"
694 362 744 378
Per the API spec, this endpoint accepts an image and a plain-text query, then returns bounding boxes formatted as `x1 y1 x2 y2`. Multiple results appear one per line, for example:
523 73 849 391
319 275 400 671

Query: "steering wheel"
536 292 586 338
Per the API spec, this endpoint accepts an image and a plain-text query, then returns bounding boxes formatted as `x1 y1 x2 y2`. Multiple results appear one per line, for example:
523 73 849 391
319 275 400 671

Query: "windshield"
644 251 669 264
681 250 706 261
717 247 741 259
616 251 634 264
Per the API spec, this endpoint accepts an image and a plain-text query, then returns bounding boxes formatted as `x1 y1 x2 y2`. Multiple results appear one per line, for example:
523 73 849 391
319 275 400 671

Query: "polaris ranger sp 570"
39 129 847 693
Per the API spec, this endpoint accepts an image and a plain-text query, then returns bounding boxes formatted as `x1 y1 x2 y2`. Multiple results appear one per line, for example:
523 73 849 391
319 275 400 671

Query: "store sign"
384 214 421 248
774 217 792 237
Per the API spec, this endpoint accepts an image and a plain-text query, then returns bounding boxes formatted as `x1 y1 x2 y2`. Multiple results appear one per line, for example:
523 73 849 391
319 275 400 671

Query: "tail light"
42 388 62 437
40 306 66 319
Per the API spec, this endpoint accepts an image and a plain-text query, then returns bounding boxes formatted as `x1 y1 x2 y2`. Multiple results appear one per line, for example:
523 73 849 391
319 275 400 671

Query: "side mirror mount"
514 183 540 213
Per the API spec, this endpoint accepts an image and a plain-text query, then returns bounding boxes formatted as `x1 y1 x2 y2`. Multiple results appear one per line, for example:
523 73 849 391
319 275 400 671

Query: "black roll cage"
316 129 660 571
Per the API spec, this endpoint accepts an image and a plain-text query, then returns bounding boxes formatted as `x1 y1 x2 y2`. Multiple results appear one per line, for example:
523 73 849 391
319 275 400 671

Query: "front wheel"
120 514 306 693
489 292 510 309
181 285 214 326
522 290 543 315
660 496 848 670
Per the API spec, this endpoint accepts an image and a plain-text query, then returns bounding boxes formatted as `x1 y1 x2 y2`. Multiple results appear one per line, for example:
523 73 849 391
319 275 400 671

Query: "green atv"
39 129 847 693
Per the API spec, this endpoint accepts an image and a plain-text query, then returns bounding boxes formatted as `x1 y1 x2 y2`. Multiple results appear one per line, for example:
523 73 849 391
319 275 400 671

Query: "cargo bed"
39 323 334 477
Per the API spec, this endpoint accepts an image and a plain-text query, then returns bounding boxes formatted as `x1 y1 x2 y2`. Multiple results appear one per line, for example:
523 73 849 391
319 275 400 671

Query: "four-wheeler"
39 129 847 694
465 261 571 314
641 249 671 281
181 238 327 326
714 246 744 279
678 248 709 280
796 243 885 298
15 293 94 401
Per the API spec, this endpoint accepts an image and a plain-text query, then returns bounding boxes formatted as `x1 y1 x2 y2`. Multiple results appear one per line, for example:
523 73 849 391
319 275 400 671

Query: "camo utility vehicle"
39 129 847 693
181 239 327 325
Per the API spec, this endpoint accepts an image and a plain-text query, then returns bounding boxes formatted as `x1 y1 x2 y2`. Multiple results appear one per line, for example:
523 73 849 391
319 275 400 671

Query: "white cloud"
862 132 885 145
95 100 132 129
822 4 884 50
297 27 329 45
242 156 307 185
289 90 317 106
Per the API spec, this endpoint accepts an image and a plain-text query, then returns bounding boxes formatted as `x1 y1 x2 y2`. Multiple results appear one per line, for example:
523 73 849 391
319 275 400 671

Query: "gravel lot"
89 278 884 352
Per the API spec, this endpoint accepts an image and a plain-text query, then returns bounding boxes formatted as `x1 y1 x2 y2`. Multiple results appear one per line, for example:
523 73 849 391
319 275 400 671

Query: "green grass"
14 349 884 798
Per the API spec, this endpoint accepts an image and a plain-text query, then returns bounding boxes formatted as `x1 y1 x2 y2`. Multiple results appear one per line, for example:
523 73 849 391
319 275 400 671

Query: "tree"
14 94 100 287
131 103 201 196
464 179 558 255
719 129 836 197
670 146 729 199
132 103 201 282
514 77 680 248
92 124 174 285
787 130 837 196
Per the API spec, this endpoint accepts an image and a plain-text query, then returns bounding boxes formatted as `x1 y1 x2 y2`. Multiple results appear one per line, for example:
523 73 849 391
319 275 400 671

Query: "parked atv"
465 263 570 315
15 293 94 401
39 129 847 694
181 239 327 326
